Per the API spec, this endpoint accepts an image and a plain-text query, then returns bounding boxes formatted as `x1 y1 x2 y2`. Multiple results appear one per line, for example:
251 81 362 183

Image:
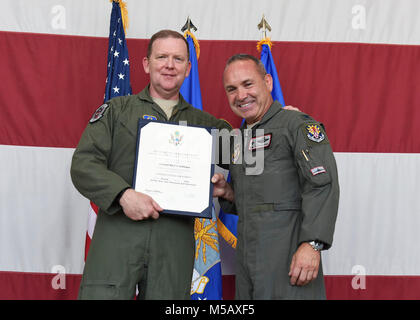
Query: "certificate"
132 120 215 218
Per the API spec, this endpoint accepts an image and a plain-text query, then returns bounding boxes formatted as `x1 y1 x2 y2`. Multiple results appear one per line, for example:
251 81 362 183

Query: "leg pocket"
78 280 119 300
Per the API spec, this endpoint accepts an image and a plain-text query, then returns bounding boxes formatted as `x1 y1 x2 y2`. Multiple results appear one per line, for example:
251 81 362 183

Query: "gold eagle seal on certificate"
169 130 184 146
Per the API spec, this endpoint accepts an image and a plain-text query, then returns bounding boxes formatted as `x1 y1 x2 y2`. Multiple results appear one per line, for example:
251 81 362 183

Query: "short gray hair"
225 54 267 78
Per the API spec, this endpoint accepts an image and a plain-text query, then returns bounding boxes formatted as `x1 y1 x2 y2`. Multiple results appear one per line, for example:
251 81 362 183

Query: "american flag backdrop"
85 0 132 260
0 0 419 299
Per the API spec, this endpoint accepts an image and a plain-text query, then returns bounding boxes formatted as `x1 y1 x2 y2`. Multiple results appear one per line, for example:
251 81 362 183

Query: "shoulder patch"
89 103 109 123
305 124 325 143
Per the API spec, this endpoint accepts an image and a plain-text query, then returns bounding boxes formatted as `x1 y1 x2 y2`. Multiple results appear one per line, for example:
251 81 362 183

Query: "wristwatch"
308 241 324 252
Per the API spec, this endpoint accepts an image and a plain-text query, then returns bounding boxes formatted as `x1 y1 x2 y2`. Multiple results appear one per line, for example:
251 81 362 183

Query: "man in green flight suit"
212 54 340 299
71 30 231 299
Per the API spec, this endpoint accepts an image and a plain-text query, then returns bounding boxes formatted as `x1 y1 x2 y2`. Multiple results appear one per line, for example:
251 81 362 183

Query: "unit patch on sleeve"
305 124 325 143
89 103 109 123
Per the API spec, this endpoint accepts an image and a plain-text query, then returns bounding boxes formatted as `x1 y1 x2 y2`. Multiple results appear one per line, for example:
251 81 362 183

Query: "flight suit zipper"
242 127 251 270
151 103 170 121
169 107 178 121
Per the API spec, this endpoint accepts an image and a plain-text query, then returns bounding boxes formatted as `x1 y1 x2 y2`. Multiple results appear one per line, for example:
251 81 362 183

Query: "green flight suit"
220 101 340 300
71 87 231 300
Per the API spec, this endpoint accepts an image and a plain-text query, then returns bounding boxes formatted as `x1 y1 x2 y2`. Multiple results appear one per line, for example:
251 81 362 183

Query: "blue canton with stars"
104 1 132 102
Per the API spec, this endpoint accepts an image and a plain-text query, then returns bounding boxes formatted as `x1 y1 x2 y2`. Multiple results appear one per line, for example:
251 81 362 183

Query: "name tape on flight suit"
248 133 272 150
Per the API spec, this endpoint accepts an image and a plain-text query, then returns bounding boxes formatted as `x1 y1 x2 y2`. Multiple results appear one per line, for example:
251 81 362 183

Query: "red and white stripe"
1 0 419 299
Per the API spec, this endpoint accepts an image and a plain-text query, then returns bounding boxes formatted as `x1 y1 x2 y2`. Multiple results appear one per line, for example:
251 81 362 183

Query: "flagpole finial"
257 14 273 52
181 16 198 33
257 14 272 40
181 16 200 60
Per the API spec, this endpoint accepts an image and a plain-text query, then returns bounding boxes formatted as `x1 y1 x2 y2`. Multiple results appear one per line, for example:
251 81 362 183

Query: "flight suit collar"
239 100 283 130
257 101 283 127
137 85 190 114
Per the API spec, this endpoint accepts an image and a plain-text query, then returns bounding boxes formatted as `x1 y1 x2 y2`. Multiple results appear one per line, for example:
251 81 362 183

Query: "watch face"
309 241 323 251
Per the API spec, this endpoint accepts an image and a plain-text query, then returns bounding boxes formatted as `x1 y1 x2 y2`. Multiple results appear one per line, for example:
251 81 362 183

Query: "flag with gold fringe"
257 38 285 105
180 26 223 300
85 0 132 259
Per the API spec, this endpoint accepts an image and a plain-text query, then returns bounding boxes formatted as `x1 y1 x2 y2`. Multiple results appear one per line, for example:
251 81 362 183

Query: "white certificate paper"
133 120 215 218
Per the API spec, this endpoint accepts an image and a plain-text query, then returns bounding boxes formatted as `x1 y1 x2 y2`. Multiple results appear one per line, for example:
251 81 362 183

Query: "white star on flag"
118 73 125 80
123 58 129 65
114 51 119 57
113 86 120 93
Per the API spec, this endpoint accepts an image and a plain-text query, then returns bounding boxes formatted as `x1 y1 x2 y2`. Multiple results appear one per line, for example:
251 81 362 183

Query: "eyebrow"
242 79 253 85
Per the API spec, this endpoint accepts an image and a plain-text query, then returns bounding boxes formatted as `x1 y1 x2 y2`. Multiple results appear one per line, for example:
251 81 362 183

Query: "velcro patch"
89 103 109 123
249 133 272 150
306 124 325 143
143 115 157 120
310 166 327 176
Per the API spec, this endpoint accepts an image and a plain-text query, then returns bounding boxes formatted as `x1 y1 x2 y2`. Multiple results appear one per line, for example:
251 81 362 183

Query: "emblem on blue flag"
179 22 223 300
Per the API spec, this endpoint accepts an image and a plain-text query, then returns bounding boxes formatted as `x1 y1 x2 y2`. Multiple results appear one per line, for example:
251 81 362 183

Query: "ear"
142 57 150 74
264 73 273 93
185 60 192 78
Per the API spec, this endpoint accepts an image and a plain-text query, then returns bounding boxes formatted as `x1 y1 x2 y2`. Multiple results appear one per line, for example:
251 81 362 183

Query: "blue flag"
180 36 202 110
239 43 285 128
180 34 223 300
260 43 285 106
104 1 132 102
217 175 238 249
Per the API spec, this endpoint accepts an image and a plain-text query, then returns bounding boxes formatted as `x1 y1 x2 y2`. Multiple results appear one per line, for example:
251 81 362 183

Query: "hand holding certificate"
133 120 215 218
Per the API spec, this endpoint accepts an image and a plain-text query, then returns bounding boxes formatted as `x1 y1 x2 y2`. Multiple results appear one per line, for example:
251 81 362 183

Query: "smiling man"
71 30 231 300
212 54 340 299
223 56 273 126
143 34 192 100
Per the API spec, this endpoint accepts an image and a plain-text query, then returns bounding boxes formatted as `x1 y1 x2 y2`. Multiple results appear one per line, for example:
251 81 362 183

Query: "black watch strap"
116 187 130 204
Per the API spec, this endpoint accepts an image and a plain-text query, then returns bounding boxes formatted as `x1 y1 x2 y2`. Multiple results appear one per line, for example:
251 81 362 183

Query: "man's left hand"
284 105 301 112
288 242 320 286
